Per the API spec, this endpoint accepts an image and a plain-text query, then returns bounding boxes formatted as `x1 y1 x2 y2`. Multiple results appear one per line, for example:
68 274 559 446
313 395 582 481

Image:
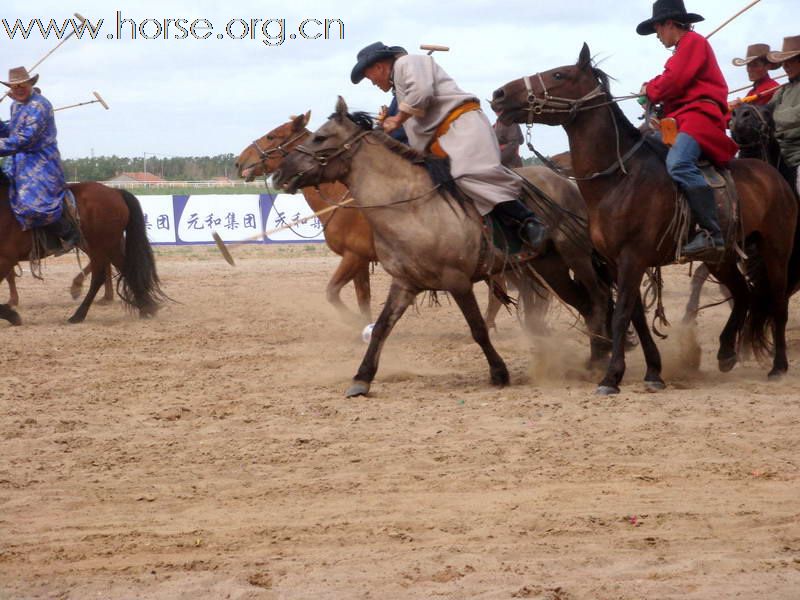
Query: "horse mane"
336 110 469 210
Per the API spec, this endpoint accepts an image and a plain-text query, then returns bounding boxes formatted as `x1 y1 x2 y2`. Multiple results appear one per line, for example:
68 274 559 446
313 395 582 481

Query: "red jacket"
747 76 781 105
646 31 738 166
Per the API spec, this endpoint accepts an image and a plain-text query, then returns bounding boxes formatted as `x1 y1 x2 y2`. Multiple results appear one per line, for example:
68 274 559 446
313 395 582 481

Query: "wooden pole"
1 13 87 103
729 73 788 96
706 0 763 40
213 197 354 266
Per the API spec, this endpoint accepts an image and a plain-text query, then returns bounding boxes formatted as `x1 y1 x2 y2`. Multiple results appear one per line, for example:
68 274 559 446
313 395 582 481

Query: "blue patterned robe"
0 92 66 229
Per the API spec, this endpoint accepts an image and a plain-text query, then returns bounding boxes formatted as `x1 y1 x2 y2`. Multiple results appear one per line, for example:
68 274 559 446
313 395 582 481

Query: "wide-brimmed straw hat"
637 0 704 36
1 66 39 87
351 42 407 84
732 44 781 69
767 36 800 64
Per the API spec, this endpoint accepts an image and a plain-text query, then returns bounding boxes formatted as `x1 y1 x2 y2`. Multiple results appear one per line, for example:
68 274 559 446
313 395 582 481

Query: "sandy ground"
0 244 799 600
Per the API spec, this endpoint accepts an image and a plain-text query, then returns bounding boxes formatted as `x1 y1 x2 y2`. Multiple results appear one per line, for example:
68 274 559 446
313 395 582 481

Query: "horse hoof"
345 381 370 398
768 369 787 381
491 368 510 387
9 313 22 326
718 355 738 373
595 385 620 396
67 315 84 324
644 380 666 392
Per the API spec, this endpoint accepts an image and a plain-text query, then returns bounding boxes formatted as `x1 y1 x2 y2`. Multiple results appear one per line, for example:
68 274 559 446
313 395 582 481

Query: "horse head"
729 103 775 153
491 43 605 127
235 111 311 182
273 97 373 193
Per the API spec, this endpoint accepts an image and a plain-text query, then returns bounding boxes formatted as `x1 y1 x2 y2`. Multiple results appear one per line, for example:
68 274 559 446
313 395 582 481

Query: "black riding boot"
45 212 81 255
492 200 548 255
681 186 724 259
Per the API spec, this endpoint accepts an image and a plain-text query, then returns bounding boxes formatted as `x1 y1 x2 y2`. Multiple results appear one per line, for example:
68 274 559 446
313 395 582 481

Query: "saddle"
31 190 81 262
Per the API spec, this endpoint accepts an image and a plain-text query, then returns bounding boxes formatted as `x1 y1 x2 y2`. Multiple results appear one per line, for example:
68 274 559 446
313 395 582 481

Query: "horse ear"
291 112 308 131
303 110 311 126
577 43 592 70
335 96 348 121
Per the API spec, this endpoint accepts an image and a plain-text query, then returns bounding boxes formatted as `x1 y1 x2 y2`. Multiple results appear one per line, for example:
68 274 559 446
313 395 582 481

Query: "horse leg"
484 274 508 330
0 261 22 326
682 263 710 324
98 264 114 304
629 293 665 390
452 288 510 386
762 244 790 378
327 252 368 325
68 260 108 323
597 261 646 395
709 263 750 373
528 253 607 368
347 281 416 397
7 269 19 307
352 261 372 323
517 274 551 336
70 263 91 300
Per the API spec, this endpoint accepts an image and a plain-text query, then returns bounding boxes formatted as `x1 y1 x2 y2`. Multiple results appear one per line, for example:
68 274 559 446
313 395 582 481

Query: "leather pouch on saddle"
659 118 679 147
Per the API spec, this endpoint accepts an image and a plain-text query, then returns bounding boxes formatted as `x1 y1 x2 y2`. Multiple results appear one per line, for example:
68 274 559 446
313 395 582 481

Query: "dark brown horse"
0 174 165 325
492 44 800 393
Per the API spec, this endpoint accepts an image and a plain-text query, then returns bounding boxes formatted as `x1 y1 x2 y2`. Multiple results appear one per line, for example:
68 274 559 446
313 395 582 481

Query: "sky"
0 0 795 164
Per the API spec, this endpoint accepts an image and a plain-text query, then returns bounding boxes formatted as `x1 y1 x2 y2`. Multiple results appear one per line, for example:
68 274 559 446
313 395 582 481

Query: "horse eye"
266 135 275 141
553 72 563 80
313 135 327 144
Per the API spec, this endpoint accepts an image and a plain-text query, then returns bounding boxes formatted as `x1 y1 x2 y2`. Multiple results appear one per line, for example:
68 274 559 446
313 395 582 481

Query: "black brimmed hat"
351 42 407 84
636 0 704 36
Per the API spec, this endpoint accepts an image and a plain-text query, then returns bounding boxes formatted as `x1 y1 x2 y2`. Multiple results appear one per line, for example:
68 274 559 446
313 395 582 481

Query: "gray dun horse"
273 97 612 397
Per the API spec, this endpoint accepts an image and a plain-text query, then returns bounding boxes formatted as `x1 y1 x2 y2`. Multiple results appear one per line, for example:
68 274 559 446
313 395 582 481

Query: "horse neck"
563 103 642 202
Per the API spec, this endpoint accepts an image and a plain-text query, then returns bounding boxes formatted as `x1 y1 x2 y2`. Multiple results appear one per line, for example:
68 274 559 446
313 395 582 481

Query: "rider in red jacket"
638 0 737 259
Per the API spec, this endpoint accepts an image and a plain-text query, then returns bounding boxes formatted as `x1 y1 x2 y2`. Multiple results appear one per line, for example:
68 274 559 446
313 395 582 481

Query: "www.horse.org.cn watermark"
1 12 345 46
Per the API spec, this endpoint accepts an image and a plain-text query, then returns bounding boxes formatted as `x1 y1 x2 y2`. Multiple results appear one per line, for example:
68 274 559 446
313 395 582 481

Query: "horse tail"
118 189 167 316
742 243 773 360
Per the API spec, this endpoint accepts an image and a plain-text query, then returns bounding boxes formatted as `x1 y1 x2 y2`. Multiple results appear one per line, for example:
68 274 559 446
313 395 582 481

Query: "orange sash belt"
428 101 481 158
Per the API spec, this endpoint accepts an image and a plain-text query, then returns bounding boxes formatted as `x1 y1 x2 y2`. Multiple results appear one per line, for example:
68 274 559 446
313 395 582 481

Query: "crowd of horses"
2 44 797 399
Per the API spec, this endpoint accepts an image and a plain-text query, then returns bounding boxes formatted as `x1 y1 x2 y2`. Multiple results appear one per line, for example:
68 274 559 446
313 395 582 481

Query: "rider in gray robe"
351 42 546 253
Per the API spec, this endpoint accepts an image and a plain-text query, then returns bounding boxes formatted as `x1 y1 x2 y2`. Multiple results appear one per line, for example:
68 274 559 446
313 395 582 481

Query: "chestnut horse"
0 173 165 325
492 44 800 393
237 112 373 324
273 98 614 397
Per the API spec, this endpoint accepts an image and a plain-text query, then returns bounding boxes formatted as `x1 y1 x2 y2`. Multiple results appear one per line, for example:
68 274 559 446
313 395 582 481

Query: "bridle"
247 129 309 166
519 71 644 181
293 128 373 167
522 72 609 125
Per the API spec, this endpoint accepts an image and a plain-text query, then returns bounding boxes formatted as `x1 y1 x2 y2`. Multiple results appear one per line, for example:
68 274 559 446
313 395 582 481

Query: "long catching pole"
729 74 788 96
54 91 109 112
212 197 355 266
706 0 763 39
1 12 87 103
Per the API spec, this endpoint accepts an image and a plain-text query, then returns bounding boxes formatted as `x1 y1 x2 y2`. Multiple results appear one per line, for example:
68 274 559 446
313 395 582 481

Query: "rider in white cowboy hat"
731 44 782 106
351 41 547 254
767 35 800 195
0 66 79 251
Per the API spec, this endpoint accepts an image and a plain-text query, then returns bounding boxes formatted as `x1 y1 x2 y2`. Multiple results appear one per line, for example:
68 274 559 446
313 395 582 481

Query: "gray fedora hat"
351 42 407 84
1 66 39 87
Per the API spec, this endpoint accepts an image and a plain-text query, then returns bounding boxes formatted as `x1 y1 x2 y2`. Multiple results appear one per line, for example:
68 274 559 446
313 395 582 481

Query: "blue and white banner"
139 193 326 245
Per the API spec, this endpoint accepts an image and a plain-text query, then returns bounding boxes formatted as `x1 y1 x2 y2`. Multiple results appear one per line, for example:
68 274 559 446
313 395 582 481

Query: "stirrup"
680 231 724 262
